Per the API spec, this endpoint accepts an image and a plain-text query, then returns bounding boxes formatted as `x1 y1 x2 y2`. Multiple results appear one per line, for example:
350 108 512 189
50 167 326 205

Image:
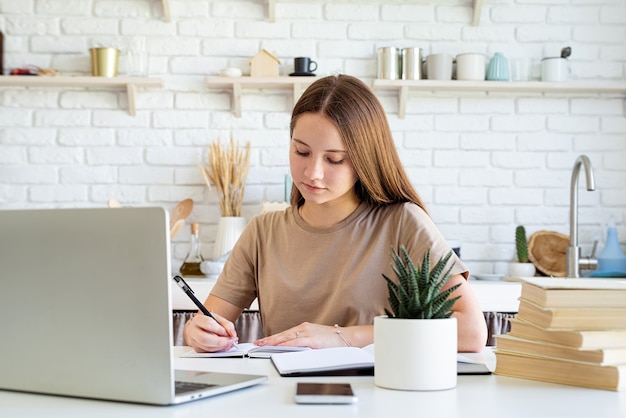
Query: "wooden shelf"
268 0 276 22
205 76 320 117
0 76 164 116
372 79 626 118
161 0 171 22
472 0 484 25
267 1 485 25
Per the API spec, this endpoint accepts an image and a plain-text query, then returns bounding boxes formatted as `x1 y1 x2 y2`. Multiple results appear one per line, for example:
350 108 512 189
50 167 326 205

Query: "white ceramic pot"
455 53 486 81
507 262 536 278
212 216 246 260
541 57 569 82
374 316 457 391
426 53 453 80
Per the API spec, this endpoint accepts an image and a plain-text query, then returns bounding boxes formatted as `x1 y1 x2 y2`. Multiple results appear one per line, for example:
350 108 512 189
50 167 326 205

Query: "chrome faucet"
565 155 598 277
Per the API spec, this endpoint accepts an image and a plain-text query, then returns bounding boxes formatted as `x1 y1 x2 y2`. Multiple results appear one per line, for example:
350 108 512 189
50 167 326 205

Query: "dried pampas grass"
200 137 251 217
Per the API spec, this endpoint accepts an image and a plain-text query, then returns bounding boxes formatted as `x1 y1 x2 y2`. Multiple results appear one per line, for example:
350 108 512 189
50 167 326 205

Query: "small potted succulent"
374 246 461 391
507 225 537 278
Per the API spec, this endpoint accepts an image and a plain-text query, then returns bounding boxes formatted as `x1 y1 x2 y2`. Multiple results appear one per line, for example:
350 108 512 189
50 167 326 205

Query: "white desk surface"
2 347 624 418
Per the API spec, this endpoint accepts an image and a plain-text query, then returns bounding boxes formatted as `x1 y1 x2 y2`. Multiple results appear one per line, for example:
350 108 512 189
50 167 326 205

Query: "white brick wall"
1 0 625 275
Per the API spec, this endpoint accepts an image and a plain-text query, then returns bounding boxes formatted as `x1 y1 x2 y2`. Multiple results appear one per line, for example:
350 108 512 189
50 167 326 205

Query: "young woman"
184 74 487 353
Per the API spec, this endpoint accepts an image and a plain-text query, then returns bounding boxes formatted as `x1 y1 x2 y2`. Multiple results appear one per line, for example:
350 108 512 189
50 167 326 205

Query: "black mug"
294 57 317 74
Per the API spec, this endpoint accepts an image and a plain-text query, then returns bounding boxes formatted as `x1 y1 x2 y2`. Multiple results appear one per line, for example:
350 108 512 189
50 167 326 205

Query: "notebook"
270 345 491 377
0 207 267 406
181 342 310 358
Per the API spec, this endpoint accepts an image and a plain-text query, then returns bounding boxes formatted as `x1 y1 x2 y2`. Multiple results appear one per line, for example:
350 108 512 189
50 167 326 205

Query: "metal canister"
377 47 401 80
89 47 120 77
401 47 422 80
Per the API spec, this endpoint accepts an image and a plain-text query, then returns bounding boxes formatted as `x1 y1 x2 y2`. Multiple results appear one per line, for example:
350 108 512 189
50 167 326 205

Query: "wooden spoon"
170 198 193 229
170 219 186 238
107 198 122 208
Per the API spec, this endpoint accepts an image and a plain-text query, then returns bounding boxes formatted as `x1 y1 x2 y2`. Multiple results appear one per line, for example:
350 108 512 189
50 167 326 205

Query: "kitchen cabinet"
0 75 164 116
205 76 319 117
373 79 626 118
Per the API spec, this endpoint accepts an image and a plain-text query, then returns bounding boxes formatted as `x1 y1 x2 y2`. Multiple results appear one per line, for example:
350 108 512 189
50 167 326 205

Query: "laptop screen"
0 207 267 405
0 207 176 403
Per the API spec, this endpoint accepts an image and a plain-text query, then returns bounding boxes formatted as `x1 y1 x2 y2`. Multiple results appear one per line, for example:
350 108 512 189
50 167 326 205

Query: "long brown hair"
289 74 427 212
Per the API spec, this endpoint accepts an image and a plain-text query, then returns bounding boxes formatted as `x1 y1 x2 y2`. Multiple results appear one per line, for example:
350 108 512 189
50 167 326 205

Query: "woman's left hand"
254 322 350 349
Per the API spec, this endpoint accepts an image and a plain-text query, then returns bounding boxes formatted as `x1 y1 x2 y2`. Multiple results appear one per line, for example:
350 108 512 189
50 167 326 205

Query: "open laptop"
0 207 267 405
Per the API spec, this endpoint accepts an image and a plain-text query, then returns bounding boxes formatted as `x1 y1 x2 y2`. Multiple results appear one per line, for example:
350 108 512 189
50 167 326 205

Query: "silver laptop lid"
0 207 176 404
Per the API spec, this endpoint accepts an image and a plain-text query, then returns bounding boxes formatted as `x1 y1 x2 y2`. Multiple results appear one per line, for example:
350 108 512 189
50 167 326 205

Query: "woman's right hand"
184 311 239 353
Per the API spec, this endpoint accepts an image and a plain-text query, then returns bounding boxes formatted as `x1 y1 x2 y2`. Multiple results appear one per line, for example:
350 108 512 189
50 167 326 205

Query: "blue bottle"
597 227 626 273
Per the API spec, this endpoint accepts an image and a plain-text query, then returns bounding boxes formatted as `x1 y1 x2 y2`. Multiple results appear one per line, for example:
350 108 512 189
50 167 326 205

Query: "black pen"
172 275 214 317
172 275 238 347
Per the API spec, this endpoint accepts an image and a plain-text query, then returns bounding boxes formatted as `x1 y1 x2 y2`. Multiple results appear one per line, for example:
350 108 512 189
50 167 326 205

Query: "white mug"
455 53 486 81
426 53 453 80
541 57 568 82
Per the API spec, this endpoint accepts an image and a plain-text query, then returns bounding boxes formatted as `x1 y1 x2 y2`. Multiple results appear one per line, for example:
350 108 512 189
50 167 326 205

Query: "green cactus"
382 246 461 320
515 225 530 263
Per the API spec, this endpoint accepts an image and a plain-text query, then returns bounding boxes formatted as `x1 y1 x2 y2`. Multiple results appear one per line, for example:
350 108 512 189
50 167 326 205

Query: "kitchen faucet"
565 155 598 277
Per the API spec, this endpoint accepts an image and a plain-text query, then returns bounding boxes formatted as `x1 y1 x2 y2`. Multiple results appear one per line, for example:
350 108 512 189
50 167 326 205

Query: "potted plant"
507 225 537 277
374 246 461 391
199 136 251 260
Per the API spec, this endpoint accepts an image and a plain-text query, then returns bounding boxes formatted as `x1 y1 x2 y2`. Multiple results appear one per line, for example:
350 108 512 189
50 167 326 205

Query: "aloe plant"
382 246 461 320
515 225 530 263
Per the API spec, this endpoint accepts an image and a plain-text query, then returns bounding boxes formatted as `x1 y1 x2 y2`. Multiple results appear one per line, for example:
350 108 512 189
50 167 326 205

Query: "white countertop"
170 277 258 311
171 277 521 313
467 278 522 312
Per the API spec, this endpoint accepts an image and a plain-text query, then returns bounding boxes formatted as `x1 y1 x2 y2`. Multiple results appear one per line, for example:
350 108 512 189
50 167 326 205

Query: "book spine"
494 351 624 391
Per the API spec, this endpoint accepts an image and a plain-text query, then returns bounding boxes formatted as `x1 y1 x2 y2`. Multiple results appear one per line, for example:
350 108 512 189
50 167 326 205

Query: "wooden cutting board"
528 230 570 277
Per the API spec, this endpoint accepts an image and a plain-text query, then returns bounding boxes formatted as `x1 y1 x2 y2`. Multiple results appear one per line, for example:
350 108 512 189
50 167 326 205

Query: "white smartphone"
294 382 357 404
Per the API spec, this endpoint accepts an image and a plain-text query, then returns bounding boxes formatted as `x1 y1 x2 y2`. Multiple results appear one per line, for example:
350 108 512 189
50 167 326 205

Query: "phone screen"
294 383 357 404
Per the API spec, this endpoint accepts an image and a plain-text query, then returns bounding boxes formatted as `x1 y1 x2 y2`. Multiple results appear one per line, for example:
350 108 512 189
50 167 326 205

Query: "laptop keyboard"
175 381 217 395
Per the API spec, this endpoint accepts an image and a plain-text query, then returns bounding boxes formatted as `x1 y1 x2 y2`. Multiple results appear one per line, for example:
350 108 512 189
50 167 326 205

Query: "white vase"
374 316 457 391
507 262 536 278
212 216 246 261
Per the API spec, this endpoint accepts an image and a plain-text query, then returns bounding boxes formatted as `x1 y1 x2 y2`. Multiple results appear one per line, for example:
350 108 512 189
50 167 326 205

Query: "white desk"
2 347 624 418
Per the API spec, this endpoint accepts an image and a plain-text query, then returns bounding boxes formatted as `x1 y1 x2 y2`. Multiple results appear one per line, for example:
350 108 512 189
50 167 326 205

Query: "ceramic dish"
220 67 242 77
473 274 504 281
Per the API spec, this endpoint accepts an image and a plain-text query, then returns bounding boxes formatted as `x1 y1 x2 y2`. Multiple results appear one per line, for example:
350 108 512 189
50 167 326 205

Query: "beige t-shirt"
211 202 468 337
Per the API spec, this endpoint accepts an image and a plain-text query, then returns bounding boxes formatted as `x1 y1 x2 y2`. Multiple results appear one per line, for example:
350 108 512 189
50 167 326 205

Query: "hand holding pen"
172 275 238 350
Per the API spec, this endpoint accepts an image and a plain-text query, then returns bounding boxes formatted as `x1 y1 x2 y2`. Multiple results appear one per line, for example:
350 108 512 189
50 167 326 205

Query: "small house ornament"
249 49 280 77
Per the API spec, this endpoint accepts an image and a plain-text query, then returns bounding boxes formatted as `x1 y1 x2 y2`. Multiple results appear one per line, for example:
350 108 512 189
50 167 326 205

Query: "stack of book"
494 277 626 391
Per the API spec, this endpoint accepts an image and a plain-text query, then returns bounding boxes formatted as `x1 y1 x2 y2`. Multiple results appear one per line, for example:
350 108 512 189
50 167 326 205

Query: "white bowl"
200 260 225 275
220 67 242 77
